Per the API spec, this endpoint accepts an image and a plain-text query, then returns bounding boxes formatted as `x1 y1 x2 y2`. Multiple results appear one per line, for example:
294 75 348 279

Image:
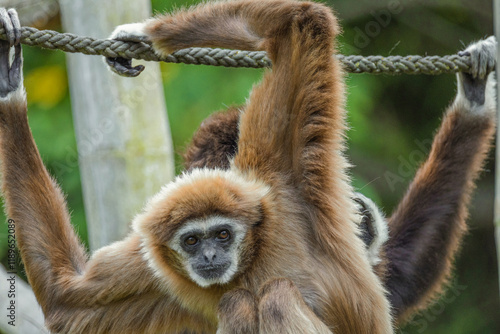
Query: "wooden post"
494 0 500 296
59 0 175 250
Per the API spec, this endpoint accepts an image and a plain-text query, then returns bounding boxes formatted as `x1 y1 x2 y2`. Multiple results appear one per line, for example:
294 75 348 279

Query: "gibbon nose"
203 248 217 263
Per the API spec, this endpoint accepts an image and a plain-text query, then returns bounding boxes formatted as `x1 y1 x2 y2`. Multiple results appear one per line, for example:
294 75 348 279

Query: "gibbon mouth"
194 263 231 278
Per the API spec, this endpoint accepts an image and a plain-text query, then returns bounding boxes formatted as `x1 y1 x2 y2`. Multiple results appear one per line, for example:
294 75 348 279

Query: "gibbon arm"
217 279 334 334
384 37 497 322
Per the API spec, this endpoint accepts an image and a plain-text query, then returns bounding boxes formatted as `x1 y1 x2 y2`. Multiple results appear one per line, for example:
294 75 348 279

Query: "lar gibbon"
0 1 496 333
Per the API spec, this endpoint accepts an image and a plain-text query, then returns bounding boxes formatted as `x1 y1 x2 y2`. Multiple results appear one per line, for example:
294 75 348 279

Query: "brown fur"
218 288 258 334
384 106 496 322
183 107 240 171
258 278 334 334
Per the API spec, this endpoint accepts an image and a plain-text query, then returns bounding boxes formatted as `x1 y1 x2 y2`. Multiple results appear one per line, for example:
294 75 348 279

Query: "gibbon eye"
217 230 230 240
185 236 198 246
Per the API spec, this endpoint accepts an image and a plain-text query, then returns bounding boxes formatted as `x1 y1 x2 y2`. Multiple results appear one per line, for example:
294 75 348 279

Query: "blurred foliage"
0 0 498 333
25 65 67 108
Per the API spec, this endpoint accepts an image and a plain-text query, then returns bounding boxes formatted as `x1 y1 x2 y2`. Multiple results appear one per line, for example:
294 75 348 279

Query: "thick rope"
0 26 472 75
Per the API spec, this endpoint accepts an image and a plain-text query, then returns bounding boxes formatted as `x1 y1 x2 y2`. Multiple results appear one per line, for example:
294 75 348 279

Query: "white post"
59 0 175 250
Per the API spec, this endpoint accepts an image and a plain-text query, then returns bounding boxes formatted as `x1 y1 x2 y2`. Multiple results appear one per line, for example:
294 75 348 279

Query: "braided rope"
0 26 472 75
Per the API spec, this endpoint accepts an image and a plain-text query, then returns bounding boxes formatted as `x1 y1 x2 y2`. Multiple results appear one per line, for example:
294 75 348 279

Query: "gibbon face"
169 216 248 287
133 168 270 287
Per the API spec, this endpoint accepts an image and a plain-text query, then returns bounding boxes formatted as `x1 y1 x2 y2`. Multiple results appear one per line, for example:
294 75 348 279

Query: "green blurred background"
0 0 499 333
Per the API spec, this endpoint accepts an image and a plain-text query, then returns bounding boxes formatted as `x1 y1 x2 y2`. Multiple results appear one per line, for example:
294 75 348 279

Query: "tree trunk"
59 0 175 250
